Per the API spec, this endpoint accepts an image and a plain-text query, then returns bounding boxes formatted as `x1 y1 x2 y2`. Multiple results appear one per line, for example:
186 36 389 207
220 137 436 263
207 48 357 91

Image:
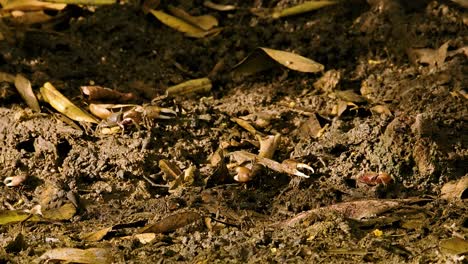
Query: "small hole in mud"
461 189 468 200
16 138 35 152
344 178 357 188
56 140 72 166
329 144 348 156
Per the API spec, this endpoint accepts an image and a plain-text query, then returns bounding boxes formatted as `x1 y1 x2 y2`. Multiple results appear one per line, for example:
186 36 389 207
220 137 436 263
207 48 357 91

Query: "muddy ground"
0 0 467 263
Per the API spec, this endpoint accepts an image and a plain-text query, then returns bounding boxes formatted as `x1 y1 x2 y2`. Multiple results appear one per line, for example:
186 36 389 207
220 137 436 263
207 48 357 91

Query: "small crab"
96 105 176 134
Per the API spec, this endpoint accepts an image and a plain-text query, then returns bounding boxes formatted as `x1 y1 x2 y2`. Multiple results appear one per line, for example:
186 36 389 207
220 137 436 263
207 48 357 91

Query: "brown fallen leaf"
14 74 41 112
440 176 468 200
80 85 134 102
138 211 201 233
233 47 324 77
279 198 431 227
407 41 450 68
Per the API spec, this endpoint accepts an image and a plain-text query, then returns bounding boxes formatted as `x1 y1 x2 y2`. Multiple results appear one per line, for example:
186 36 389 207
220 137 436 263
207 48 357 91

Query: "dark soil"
1 0 467 263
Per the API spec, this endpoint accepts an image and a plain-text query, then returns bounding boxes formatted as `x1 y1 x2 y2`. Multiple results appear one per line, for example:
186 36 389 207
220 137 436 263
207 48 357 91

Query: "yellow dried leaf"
149 9 205 37
272 1 337 19
40 82 98 123
0 210 41 225
1 0 66 11
81 227 113 242
165 77 212 97
42 203 76 220
168 5 218 31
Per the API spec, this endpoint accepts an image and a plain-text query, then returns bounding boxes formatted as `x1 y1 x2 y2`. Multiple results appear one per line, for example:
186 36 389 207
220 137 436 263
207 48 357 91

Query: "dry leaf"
121 233 157 244
441 176 468 200
9 10 53 25
165 77 212 97
313 69 341 93
40 82 98 123
407 41 450 68
334 90 367 103
81 227 113 242
0 72 15 82
138 211 201 233
42 203 76 220
80 85 134 102
1 0 66 11
149 9 207 38
280 199 420 227
14 74 40 112
159 159 183 182
272 1 338 19
0 210 41 225
233 47 324 77
203 1 236 11
298 114 324 138
37 247 113 264
440 237 468 255
168 5 218 31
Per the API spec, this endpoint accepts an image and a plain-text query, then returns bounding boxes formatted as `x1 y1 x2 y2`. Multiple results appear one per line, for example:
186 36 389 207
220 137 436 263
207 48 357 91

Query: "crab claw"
157 107 177 119
281 159 314 178
4 175 27 187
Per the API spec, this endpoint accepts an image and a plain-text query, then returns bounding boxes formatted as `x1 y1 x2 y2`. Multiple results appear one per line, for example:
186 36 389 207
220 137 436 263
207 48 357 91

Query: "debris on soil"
0 0 467 262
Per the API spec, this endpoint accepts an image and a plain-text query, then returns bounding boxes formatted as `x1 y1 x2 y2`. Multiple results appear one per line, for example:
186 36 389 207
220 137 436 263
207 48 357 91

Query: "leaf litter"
0 0 467 263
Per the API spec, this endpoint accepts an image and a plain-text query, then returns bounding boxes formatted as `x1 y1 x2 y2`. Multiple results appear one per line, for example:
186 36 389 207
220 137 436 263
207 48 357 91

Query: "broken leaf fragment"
233 47 324 77
272 1 338 19
37 247 113 264
40 82 98 123
14 74 40 112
